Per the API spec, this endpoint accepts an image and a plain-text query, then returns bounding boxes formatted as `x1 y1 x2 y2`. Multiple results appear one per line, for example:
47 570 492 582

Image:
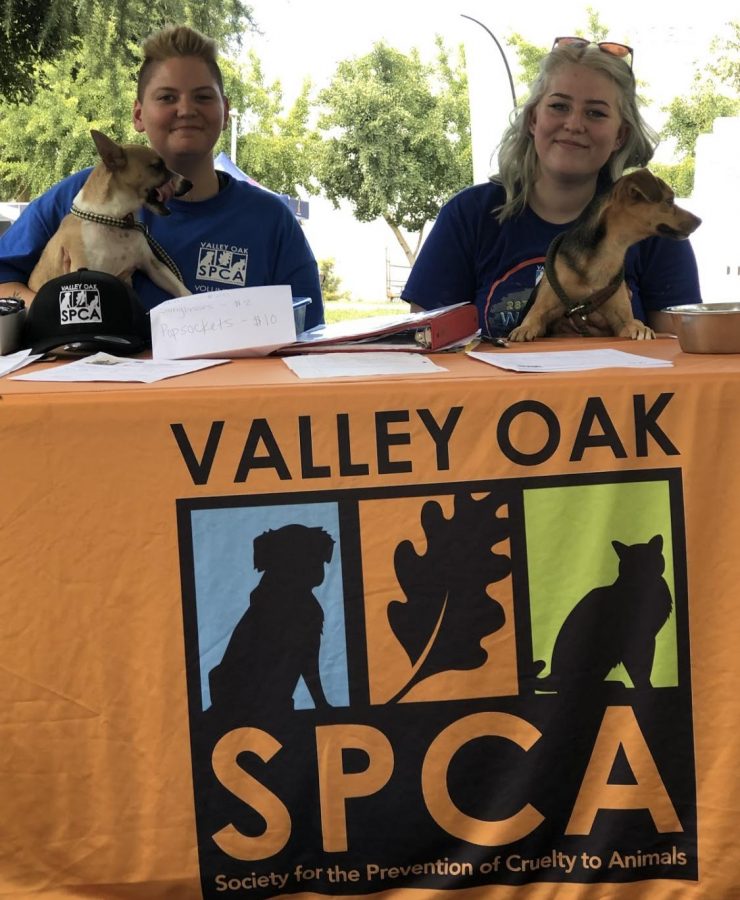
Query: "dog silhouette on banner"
209 524 335 716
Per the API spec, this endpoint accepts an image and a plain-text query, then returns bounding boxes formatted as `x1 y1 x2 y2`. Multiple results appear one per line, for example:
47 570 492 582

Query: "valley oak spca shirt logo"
197 243 248 287
58 282 103 324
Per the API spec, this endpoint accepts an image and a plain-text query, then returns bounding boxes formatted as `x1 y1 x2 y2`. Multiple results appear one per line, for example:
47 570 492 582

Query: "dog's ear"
90 129 127 173
253 529 274 572
316 529 335 564
616 168 666 204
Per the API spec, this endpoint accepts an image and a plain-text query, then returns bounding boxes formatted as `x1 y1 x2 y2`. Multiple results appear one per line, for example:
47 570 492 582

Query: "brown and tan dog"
28 130 192 298
508 168 702 342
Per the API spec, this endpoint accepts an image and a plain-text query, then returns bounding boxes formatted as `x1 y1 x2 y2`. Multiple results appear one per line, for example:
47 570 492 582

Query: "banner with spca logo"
177 469 695 899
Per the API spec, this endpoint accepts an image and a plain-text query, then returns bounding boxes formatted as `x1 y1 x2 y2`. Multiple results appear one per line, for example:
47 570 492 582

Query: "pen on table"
481 334 509 348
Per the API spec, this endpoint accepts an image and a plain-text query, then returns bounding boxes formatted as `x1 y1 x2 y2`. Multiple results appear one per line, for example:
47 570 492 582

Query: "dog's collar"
71 205 136 229
545 232 625 333
70 205 184 284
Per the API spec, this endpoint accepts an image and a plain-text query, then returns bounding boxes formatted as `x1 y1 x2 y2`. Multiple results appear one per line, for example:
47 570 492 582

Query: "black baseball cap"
23 269 150 355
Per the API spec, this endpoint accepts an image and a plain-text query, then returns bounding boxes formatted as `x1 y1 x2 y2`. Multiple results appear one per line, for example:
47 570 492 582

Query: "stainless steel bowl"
664 303 740 354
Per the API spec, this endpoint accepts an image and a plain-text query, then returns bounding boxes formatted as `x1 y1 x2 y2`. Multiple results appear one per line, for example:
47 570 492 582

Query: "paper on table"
467 348 673 372
282 352 448 379
12 352 230 383
0 348 43 377
150 285 296 359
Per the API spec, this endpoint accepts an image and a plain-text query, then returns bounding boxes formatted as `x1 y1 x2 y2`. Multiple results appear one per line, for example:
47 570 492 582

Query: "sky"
243 0 737 118
237 0 738 301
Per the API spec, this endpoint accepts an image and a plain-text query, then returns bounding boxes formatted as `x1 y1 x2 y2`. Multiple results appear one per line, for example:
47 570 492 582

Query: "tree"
661 81 739 158
707 21 740 92
0 0 72 104
316 39 471 266
0 36 138 199
658 21 740 193
318 258 350 302
231 51 321 195
0 0 254 104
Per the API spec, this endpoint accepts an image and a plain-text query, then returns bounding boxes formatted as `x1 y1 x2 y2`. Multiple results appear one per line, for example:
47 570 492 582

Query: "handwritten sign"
150 286 296 359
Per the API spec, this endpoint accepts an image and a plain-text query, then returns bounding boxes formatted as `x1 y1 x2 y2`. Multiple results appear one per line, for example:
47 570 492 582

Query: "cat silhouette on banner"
534 534 673 692
209 524 335 717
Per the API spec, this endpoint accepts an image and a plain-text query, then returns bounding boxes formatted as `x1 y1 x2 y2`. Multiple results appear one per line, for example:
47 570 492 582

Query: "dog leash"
544 232 625 335
70 205 184 283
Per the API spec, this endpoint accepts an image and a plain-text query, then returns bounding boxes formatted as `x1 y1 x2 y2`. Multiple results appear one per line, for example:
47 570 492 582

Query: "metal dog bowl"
664 303 740 354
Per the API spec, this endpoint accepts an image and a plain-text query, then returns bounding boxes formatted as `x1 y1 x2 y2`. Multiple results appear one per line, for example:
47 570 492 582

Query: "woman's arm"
0 170 89 306
647 309 679 335
401 188 481 311
632 235 702 323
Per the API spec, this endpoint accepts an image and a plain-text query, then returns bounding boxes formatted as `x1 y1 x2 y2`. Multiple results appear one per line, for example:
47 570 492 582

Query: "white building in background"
687 117 740 302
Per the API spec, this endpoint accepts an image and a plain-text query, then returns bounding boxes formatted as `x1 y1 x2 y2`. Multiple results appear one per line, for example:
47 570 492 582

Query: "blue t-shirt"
402 181 701 338
0 170 324 329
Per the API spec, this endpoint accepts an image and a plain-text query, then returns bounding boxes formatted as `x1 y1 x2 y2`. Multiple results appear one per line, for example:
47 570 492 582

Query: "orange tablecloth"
1 337 739 899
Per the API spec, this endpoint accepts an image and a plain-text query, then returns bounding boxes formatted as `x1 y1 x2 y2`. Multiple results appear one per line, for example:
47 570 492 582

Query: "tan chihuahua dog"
508 169 701 342
29 130 192 297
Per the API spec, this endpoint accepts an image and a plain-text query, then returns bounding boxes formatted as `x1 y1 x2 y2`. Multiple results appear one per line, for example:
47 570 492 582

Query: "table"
2 337 739 899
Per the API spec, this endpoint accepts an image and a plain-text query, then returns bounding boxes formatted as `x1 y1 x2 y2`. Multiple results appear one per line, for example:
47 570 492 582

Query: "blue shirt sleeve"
627 235 702 314
271 212 324 328
0 171 89 285
401 189 481 310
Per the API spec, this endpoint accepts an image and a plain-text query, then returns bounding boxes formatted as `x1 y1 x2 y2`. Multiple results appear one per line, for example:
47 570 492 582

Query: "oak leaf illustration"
386 490 511 702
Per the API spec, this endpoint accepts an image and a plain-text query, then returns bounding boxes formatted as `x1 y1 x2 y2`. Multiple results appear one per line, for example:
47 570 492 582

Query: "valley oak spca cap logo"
22 269 149 355
58 282 103 324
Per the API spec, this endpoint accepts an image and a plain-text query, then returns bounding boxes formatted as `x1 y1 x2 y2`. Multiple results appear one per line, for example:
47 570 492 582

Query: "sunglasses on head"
552 36 633 68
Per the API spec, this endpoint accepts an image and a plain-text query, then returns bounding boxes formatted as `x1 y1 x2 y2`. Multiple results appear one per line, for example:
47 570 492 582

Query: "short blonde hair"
137 25 224 100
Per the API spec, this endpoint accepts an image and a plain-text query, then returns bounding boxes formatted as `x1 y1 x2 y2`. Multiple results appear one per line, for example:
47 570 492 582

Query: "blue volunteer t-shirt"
402 181 701 339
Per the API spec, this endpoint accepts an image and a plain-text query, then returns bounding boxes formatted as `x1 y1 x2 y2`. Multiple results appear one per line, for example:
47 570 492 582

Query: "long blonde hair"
493 43 658 220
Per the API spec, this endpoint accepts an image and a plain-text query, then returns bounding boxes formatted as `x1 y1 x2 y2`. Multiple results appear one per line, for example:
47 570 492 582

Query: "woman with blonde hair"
403 38 699 338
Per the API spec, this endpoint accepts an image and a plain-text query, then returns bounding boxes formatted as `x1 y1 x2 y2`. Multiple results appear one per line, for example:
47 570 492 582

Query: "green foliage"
324 300 404 323
0 0 254 104
0 9 298 200
316 39 472 263
0 0 74 104
658 20 740 193
318 258 351 302
507 33 548 92
707 22 740 92
661 80 740 158
0 29 139 199
232 51 321 195
649 158 695 199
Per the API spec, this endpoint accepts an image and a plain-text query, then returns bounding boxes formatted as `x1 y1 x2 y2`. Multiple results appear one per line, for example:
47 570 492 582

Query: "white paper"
282 352 448 379
0 348 42 377
150 285 296 359
12 352 230 383
467 348 673 373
